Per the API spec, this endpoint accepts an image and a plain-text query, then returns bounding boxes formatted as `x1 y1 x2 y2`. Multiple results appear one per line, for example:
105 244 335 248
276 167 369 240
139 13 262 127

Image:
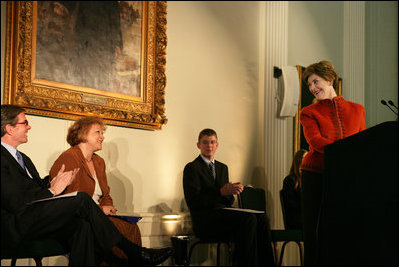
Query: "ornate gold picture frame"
4 1 167 130
294 65 342 154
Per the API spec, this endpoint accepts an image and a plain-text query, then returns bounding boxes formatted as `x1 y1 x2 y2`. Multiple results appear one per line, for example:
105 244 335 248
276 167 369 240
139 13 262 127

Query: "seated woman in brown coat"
50 116 141 264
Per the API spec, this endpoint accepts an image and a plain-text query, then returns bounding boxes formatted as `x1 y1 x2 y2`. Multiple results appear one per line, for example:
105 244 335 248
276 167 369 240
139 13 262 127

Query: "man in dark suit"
183 128 275 266
1 104 173 266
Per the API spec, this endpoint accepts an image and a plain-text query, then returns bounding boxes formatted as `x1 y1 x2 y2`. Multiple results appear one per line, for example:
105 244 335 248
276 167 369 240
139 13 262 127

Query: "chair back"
238 185 266 211
238 186 304 266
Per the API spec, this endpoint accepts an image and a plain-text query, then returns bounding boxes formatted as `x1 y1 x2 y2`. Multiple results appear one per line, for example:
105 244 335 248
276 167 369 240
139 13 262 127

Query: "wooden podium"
318 121 398 265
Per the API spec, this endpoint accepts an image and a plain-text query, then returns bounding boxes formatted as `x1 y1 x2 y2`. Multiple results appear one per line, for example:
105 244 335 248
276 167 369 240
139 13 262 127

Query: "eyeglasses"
15 120 29 126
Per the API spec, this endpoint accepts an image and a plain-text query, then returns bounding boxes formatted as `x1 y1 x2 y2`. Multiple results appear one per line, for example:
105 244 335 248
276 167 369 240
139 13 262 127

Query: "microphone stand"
388 100 398 111
381 100 398 116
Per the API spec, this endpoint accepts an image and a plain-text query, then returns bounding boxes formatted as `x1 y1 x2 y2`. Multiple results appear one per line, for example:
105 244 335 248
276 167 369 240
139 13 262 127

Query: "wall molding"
261 2 299 266
262 0 290 230
343 1 365 105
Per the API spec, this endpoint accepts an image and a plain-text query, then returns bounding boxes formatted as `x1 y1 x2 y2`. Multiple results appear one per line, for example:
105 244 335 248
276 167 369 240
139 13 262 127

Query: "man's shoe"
132 247 174 265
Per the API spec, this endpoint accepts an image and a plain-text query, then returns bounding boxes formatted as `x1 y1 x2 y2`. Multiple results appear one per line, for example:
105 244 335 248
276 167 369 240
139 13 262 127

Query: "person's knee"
72 192 98 218
243 214 257 229
257 213 270 227
76 191 92 201
75 192 94 208
236 214 258 241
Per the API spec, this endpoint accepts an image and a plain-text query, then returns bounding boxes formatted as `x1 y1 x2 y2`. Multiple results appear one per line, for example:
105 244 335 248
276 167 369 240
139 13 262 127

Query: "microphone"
381 100 398 115
388 100 398 111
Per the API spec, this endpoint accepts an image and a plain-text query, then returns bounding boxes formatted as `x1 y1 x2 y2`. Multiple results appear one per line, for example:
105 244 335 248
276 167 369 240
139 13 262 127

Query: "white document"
28 191 78 204
223 207 265 214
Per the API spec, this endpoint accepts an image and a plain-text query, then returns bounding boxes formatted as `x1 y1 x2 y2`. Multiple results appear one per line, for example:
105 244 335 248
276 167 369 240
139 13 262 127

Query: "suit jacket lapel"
1 146 27 176
196 155 215 183
214 161 222 185
21 152 45 186
1 146 43 186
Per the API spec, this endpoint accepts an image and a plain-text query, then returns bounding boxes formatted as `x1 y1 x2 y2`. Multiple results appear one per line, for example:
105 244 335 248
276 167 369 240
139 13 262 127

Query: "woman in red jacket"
299 60 366 265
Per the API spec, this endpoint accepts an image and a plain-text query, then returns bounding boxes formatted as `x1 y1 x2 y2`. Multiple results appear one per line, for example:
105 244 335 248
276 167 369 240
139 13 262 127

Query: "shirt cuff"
48 189 55 196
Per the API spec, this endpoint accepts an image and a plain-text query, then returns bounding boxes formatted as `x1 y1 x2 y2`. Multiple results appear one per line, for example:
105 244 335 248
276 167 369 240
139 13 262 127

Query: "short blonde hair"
67 117 106 147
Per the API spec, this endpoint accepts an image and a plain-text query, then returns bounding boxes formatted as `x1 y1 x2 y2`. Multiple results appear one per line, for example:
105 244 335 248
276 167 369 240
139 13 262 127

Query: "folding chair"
237 185 303 266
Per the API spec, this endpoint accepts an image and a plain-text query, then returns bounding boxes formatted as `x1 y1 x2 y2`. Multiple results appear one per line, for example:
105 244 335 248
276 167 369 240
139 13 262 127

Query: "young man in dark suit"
183 128 275 266
1 104 173 266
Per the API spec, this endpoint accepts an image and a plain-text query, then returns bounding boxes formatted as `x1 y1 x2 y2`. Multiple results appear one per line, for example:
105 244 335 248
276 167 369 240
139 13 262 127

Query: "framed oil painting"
294 65 342 153
4 1 167 130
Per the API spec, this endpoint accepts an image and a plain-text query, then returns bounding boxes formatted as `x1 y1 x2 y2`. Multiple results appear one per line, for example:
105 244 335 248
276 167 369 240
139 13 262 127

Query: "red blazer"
49 146 113 207
299 95 366 173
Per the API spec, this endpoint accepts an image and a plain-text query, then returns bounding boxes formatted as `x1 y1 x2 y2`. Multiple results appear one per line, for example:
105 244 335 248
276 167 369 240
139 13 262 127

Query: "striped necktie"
16 150 26 170
209 162 216 179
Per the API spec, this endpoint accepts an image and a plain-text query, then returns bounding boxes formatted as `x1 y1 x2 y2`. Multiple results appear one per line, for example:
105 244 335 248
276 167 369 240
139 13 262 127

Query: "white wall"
1 1 261 213
1 1 397 266
1 2 262 264
287 1 344 73
365 1 398 127
287 1 398 128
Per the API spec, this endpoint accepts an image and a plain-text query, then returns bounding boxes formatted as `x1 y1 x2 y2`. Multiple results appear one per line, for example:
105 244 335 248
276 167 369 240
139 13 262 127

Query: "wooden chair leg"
187 240 201 266
217 242 232 266
227 243 233 266
216 242 221 266
272 242 280 266
296 241 304 266
34 257 43 266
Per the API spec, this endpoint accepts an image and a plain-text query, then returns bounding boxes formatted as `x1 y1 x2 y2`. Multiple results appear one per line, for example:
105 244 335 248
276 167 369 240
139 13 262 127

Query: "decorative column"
259 1 290 230
343 1 365 105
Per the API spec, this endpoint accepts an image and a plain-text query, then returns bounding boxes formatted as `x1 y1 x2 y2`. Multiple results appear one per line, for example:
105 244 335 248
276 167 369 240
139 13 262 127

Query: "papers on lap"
28 191 78 204
223 207 265 214
27 192 142 224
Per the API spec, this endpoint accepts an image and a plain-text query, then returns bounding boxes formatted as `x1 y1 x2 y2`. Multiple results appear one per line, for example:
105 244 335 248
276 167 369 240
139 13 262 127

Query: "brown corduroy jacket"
49 146 113 207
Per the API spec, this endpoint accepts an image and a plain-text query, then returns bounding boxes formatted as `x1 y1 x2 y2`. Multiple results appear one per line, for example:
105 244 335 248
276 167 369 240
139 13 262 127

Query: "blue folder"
108 215 142 224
